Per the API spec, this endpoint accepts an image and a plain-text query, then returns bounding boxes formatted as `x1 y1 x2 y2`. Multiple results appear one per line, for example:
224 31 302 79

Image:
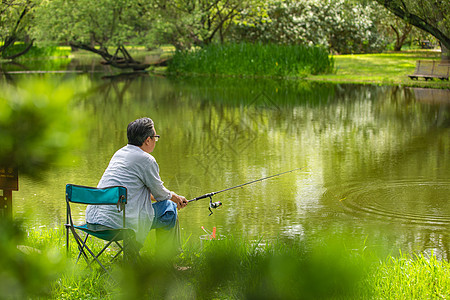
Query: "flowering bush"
231 0 387 54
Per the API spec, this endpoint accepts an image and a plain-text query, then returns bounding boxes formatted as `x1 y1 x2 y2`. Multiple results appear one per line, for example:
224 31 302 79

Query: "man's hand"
170 192 188 209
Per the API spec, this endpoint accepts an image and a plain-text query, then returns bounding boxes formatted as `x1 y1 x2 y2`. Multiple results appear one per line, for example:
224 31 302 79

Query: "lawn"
310 50 450 88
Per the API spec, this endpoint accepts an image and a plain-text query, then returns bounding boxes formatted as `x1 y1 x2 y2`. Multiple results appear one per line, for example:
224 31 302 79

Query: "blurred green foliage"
0 219 66 299
119 236 371 299
0 79 86 178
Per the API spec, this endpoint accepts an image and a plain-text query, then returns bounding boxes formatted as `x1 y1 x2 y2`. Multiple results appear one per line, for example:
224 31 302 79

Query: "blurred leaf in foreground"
0 79 86 178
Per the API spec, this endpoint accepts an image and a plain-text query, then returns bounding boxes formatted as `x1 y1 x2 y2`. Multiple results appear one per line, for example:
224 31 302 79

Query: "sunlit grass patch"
370 252 450 299
311 50 449 88
1 44 71 59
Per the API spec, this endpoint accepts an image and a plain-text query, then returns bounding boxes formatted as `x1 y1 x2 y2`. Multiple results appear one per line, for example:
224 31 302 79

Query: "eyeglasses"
150 135 160 141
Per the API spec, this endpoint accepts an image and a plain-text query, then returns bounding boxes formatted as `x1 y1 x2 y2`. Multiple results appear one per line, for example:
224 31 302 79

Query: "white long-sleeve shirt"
86 144 172 243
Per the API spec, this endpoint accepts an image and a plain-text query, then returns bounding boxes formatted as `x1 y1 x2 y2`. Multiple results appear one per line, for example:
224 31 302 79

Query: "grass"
163 46 449 89
162 46 449 89
310 51 450 88
370 252 450 299
3 221 448 299
167 43 334 77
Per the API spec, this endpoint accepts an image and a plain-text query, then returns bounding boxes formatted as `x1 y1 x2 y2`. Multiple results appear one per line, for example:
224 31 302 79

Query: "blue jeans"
151 200 178 230
124 200 179 261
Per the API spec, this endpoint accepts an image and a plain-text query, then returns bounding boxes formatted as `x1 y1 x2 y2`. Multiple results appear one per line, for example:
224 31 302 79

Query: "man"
86 117 188 252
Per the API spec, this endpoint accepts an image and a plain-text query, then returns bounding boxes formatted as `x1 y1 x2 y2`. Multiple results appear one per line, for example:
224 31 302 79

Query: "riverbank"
12 225 449 299
3 46 449 89
156 48 448 89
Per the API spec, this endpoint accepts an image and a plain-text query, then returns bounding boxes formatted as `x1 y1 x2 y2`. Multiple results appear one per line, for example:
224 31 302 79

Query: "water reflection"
6 73 449 259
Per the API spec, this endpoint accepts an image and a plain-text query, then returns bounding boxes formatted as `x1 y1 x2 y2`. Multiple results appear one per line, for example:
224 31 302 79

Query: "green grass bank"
3 221 449 299
3 44 448 89
161 45 449 89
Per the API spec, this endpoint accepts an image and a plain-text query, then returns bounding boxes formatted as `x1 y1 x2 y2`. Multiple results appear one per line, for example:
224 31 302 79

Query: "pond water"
2 62 449 258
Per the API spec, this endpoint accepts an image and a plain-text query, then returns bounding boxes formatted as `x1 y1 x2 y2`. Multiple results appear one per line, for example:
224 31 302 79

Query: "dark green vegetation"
168 43 334 77
4 221 447 299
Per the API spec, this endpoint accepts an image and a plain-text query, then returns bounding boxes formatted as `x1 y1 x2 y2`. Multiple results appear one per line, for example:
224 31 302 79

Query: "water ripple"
328 180 450 226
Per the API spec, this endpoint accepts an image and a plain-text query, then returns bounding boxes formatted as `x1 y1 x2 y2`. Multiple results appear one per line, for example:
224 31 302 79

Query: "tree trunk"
441 43 450 63
70 43 151 70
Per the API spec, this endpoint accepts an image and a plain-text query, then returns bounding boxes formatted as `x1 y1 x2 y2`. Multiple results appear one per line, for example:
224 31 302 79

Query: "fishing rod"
188 167 304 215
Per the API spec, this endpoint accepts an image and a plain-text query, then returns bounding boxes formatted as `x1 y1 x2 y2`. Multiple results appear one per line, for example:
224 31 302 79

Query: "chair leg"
81 240 109 274
68 227 127 275
110 241 124 262
76 234 90 264
70 229 109 273
92 231 122 262
66 226 69 255
69 227 91 265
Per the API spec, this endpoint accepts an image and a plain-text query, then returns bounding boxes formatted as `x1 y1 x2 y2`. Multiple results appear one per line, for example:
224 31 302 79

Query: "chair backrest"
66 184 127 205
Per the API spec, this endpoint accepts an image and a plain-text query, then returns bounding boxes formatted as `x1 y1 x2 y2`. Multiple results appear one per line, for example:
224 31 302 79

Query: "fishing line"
188 167 304 215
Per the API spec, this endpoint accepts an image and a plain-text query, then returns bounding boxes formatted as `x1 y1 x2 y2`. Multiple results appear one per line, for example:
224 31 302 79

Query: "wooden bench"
408 60 449 81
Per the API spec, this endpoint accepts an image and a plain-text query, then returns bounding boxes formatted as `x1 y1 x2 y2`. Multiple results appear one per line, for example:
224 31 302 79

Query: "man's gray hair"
127 117 155 146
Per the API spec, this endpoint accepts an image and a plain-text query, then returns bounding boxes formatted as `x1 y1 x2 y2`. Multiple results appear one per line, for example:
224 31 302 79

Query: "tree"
389 19 413 51
32 0 154 70
375 8 414 51
0 0 36 59
231 0 387 54
150 0 260 50
374 0 450 58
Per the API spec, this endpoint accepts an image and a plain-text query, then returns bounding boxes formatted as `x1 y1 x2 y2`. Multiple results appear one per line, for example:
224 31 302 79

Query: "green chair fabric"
65 184 129 273
74 223 129 241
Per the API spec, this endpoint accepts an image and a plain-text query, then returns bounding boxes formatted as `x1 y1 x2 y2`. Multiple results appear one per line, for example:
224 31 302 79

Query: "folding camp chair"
65 184 130 273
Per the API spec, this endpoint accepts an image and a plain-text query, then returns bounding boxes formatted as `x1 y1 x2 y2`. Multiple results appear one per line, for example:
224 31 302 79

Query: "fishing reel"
208 196 222 216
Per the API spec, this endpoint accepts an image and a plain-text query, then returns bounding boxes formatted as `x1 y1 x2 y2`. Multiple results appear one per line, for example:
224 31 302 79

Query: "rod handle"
188 192 215 202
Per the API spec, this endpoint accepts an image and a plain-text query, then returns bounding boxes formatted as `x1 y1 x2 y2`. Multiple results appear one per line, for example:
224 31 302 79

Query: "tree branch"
3 40 34 59
206 4 240 43
0 36 16 53
69 42 113 61
70 42 149 70
376 0 450 50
